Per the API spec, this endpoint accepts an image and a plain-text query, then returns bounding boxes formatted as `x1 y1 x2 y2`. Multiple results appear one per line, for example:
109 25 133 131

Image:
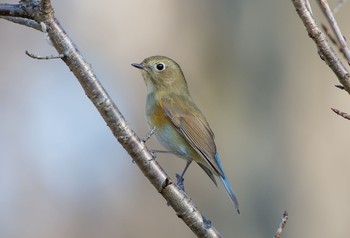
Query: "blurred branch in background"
333 0 348 13
291 0 350 120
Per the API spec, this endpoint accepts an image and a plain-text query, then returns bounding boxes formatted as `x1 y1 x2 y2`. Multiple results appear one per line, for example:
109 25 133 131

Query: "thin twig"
25 50 64 60
331 108 350 120
274 211 288 238
0 16 41 31
317 0 350 62
335 84 345 90
321 23 338 46
305 0 313 14
291 0 350 94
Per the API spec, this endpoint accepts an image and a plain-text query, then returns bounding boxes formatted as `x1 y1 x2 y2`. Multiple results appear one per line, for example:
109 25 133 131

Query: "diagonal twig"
274 211 289 238
321 23 338 46
25 50 65 60
317 0 350 63
331 108 350 120
291 0 350 94
335 84 345 90
0 16 41 30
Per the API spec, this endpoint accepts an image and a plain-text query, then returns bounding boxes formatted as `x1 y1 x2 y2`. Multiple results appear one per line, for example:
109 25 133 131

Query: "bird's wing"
161 96 224 177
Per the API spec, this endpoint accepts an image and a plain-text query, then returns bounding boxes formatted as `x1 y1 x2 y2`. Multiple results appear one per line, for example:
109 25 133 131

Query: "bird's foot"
201 214 212 229
149 150 157 159
176 173 185 191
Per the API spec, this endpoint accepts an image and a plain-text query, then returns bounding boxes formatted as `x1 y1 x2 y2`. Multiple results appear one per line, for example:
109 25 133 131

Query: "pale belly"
153 124 197 159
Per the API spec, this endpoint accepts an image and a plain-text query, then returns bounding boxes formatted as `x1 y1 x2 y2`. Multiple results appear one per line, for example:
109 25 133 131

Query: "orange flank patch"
149 103 170 128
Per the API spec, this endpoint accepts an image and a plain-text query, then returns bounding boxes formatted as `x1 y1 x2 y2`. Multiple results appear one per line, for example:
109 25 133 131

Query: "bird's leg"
142 126 155 143
149 149 185 159
201 213 212 229
151 150 184 155
176 160 192 191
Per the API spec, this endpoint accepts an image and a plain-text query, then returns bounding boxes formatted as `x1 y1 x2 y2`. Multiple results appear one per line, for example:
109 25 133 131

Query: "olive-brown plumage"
132 56 239 213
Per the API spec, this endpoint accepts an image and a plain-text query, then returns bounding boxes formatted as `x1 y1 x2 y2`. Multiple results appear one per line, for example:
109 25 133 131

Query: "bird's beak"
132 62 152 72
131 63 145 70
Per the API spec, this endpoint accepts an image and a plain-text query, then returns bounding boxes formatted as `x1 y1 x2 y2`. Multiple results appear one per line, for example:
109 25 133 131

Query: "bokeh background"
1 0 350 237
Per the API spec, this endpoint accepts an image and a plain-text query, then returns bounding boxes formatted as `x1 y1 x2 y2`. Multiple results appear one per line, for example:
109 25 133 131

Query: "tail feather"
219 175 240 214
215 153 240 214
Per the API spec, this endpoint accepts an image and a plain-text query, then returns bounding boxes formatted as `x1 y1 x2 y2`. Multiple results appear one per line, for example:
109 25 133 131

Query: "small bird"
132 56 240 213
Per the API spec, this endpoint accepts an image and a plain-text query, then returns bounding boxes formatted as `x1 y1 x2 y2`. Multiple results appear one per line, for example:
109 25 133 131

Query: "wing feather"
162 96 224 177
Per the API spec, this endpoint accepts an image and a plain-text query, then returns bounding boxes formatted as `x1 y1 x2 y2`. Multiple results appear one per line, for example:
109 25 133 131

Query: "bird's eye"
155 62 165 71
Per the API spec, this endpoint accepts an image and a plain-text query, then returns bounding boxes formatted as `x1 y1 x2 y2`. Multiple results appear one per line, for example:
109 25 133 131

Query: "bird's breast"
146 94 169 128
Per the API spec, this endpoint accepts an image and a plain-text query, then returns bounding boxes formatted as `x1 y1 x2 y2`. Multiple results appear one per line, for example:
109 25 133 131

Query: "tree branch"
317 0 350 62
25 50 65 59
331 108 350 120
0 3 39 19
291 0 350 94
273 211 289 238
0 16 41 30
0 1 224 237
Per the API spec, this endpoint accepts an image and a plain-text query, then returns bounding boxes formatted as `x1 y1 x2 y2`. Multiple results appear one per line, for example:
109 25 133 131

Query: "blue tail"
216 153 240 214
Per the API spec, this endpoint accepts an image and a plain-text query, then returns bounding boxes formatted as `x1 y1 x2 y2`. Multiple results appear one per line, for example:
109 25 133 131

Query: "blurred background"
1 0 350 237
